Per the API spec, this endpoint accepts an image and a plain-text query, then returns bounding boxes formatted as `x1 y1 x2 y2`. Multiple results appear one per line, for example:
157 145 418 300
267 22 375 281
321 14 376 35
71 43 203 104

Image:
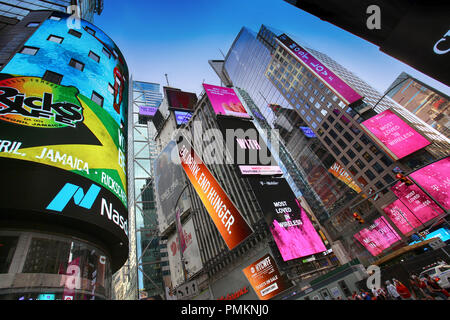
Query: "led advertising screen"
203 83 250 119
174 110 193 126
277 34 363 106
360 109 430 160
353 216 402 256
409 157 450 210
139 106 158 117
242 254 291 300
299 126 316 138
328 162 362 194
176 135 253 250
248 177 327 261
391 180 444 225
217 117 282 176
154 141 186 233
383 199 423 235
165 88 197 111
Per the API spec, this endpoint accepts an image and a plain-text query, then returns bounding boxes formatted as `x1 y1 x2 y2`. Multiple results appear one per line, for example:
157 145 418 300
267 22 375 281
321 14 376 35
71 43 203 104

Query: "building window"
85 26 96 36
47 35 63 44
20 46 39 55
68 29 82 38
355 159 365 169
360 134 371 145
343 131 353 143
349 166 357 175
27 22 40 27
383 174 395 184
340 156 349 165
347 149 356 159
372 162 384 174
328 129 338 139
354 142 362 152
91 91 104 107
43 70 63 84
380 155 393 167
332 145 341 155
69 58 85 71
337 139 347 149
365 169 376 180
88 51 100 63
363 152 373 163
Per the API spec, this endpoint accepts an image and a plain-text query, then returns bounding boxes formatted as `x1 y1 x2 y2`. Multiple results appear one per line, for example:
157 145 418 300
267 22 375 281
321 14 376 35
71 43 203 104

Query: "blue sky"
95 0 449 97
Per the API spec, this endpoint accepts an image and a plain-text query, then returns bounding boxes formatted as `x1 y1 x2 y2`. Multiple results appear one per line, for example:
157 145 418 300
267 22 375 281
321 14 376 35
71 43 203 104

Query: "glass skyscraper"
212 24 450 266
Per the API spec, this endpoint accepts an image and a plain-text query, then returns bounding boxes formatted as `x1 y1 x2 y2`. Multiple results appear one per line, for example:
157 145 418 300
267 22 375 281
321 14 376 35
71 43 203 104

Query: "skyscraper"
211 25 450 267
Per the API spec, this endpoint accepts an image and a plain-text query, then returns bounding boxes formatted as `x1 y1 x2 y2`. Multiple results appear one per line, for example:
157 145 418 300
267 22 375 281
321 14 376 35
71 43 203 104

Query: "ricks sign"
176 136 253 250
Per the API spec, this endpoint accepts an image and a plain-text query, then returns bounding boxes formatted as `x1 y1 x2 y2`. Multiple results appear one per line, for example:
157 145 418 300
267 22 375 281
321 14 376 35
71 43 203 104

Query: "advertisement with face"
242 254 291 300
203 83 250 119
360 109 430 160
176 135 253 250
154 141 187 233
249 177 326 261
409 157 450 210
217 117 281 176
353 216 402 256
277 34 363 106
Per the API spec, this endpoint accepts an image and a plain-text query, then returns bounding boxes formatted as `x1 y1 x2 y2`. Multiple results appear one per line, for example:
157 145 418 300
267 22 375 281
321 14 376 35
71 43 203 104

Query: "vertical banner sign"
360 109 430 160
277 34 363 106
242 254 291 300
249 177 326 261
176 137 253 250
202 83 250 119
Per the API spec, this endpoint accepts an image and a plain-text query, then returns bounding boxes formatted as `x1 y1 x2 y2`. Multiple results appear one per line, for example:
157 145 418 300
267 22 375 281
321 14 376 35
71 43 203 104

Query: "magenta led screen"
203 83 250 119
361 110 430 160
391 181 443 224
409 157 450 211
354 217 402 256
383 199 423 235
249 177 326 261
277 34 363 106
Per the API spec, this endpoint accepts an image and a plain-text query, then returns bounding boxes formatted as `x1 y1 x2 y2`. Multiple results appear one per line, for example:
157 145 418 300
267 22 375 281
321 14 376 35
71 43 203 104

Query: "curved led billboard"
0 12 129 271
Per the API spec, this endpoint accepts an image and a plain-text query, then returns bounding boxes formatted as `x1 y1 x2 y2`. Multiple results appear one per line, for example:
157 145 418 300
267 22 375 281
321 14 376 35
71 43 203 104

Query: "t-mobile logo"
46 183 101 212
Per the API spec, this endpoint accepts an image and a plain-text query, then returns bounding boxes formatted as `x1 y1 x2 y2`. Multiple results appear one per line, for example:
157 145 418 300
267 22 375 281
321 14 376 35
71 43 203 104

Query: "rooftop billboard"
360 109 430 160
203 83 250 119
165 88 197 111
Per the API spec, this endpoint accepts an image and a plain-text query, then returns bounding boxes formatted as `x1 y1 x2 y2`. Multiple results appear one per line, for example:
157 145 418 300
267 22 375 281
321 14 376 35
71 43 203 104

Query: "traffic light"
395 173 413 186
353 212 365 224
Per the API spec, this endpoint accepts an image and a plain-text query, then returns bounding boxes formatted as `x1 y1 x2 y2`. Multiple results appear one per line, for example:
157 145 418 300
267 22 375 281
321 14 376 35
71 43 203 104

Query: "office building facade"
211 25 450 267
0 10 129 300
386 72 449 138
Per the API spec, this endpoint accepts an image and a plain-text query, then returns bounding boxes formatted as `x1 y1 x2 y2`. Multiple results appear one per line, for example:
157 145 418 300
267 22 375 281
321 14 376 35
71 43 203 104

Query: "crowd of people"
348 274 449 300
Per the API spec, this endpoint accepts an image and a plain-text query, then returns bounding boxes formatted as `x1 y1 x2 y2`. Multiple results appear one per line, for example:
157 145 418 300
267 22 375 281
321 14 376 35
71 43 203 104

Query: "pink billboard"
383 199 423 235
354 216 402 256
277 34 363 106
249 177 326 261
361 109 430 160
391 181 444 224
202 83 250 118
409 157 450 210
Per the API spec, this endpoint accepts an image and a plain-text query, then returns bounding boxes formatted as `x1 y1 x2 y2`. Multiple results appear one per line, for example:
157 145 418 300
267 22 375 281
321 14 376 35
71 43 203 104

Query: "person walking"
409 275 433 300
386 280 402 300
423 274 449 300
393 279 413 300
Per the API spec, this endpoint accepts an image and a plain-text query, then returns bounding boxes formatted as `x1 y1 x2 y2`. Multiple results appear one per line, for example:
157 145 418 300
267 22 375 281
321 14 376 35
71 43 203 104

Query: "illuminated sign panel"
328 162 362 194
353 216 402 256
139 106 158 117
360 109 430 160
242 254 291 300
165 88 197 111
174 110 193 125
203 83 250 119
299 126 316 138
217 117 281 176
277 34 363 106
248 177 326 261
176 136 253 250
409 157 450 210
383 199 423 235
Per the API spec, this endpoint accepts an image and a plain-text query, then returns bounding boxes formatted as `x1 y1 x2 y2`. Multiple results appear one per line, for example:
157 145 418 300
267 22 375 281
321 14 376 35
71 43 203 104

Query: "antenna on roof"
165 73 170 86
219 49 226 59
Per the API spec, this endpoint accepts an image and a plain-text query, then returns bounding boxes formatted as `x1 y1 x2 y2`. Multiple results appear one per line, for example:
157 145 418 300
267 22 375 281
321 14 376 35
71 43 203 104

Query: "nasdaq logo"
47 183 101 212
